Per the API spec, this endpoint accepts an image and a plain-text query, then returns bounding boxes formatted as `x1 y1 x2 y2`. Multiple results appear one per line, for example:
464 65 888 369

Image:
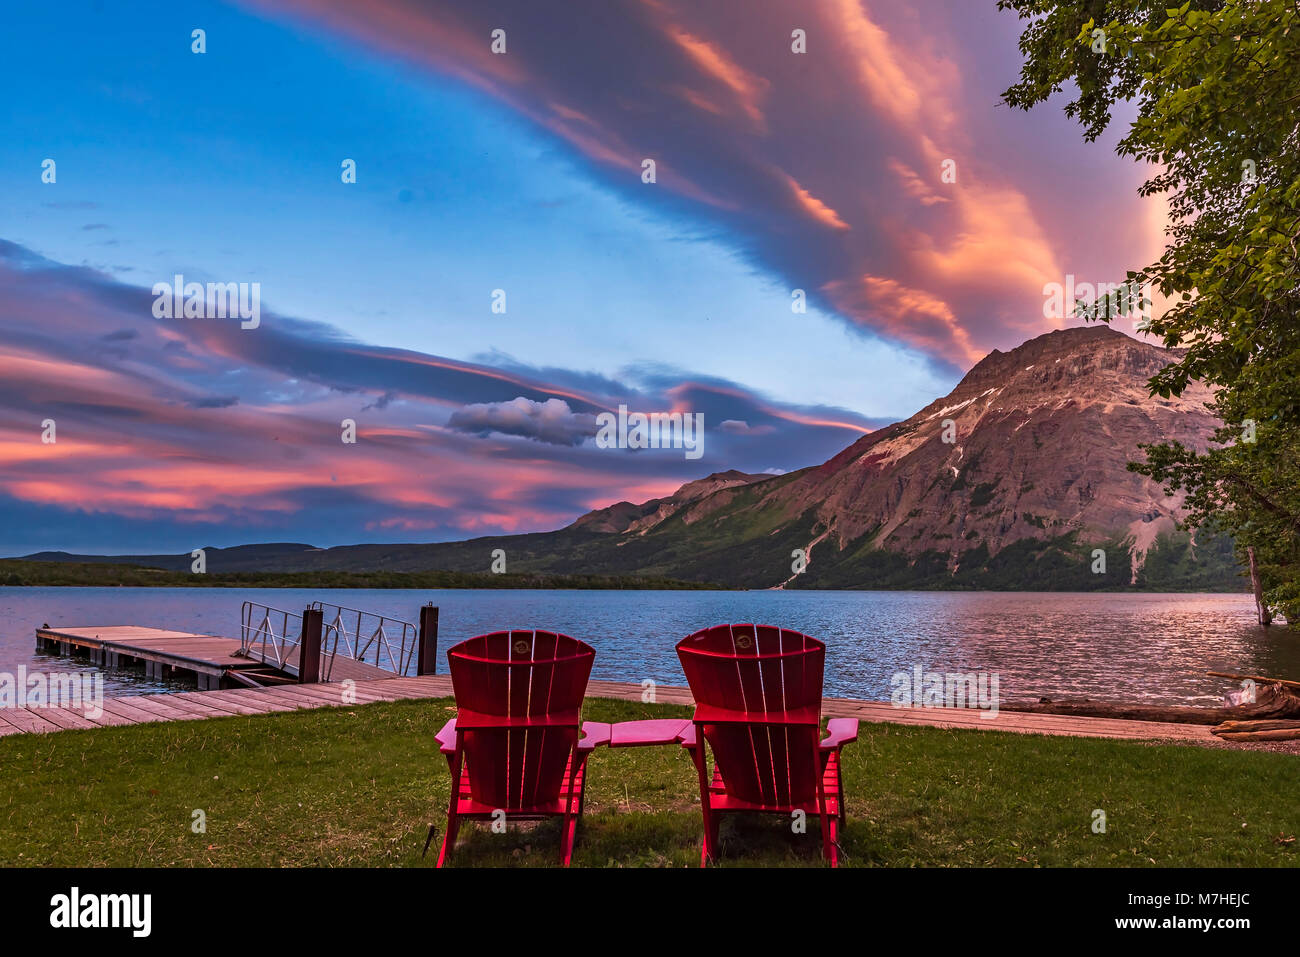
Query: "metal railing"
239 600 423 681
310 601 419 679
239 601 305 671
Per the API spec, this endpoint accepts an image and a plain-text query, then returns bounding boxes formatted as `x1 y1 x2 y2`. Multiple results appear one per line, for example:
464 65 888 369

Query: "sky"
0 0 1163 555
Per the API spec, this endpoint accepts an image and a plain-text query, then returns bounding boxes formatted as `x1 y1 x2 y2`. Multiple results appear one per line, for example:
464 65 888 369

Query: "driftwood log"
1210 716 1300 742
1206 722 1300 738
1003 682 1300 726
1213 726 1300 742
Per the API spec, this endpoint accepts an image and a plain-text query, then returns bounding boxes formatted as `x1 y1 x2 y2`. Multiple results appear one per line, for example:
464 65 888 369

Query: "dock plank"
0 709 63 734
156 694 251 719
217 687 323 711
30 708 100 731
97 697 173 726
270 685 349 706
185 691 294 715
112 695 199 722
73 707 139 729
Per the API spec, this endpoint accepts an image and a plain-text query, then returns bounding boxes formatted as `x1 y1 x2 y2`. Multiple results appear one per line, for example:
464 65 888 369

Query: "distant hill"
24 328 1245 591
21 543 322 572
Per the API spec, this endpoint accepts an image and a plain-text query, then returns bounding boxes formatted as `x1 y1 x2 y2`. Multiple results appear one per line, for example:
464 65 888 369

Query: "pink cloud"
0 240 875 547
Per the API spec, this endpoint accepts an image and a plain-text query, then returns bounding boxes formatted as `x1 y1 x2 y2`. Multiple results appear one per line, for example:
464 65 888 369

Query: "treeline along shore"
0 556 1251 593
0 560 723 590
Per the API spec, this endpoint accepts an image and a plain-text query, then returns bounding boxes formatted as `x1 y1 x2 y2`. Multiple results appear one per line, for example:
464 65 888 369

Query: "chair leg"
435 812 459 868
700 809 721 866
558 750 590 866
436 749 464 868
560 813 579 867
689 738 719 867
825 815 840 868
818 805 834 865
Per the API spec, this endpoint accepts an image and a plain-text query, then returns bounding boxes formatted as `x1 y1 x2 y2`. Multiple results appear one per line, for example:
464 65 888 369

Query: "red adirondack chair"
675 623 859 866
429 630 609 867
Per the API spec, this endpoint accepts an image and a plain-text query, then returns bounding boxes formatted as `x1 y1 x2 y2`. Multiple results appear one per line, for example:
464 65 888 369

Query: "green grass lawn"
1 696 1295 867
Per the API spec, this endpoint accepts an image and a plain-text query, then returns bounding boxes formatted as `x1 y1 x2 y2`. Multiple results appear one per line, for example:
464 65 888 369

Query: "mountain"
570 469 770 534
22 327 1244 590
536 325 1236 590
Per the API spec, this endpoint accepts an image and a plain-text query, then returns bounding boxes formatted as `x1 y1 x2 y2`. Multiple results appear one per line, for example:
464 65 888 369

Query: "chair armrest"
435 718 458 755
820 717 859 751
677 722 698 748
577 721 612 752
609 718 691 748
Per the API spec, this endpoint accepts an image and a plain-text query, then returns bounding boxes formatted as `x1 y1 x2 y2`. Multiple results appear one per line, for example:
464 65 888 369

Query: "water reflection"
1 587 1293 706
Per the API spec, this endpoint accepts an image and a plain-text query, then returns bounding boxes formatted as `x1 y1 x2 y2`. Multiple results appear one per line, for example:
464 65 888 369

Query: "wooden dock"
0 671 1218 745
36 625 270 690
34 624 390 690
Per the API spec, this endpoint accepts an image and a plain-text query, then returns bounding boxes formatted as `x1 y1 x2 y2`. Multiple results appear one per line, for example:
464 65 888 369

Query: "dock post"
417 604 439 676
299 607 323 684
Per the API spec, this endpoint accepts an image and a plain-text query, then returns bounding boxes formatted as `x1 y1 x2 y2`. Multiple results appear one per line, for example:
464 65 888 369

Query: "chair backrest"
676 624 826 806
447 630 595 810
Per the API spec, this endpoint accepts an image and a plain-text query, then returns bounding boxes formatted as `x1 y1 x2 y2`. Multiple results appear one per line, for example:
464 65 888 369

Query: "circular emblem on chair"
735 635 752 649
514 639 530 654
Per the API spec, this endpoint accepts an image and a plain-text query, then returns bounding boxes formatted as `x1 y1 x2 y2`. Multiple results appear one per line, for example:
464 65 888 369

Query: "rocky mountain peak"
569 324 1221 585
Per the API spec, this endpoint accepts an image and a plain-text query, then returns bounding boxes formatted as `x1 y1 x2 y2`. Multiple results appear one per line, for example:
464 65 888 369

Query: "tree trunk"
1248 546 1274 627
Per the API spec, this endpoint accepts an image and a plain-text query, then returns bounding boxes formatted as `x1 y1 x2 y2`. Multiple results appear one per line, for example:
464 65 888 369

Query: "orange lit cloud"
659 21 767 129
822 275 981 367
239 0 1150 371
785 174 850 231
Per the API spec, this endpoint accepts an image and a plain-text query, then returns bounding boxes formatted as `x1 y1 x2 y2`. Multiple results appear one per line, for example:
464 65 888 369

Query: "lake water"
2 587 1295 706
